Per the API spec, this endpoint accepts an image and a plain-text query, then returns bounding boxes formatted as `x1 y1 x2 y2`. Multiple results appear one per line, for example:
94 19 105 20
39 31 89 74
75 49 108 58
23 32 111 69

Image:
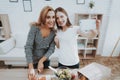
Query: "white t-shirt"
56 26 80 66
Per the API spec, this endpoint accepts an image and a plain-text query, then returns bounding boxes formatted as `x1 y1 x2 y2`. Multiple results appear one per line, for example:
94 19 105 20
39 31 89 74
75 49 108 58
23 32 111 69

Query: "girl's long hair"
55 7 72 30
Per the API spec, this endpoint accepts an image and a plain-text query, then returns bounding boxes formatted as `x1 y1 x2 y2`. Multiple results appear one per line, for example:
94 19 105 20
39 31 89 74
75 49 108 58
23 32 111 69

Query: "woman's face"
45 11 55 28
56 11 67 27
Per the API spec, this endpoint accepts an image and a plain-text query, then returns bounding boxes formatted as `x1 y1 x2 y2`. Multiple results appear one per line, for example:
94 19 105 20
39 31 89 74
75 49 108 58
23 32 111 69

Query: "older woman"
25 6 56 80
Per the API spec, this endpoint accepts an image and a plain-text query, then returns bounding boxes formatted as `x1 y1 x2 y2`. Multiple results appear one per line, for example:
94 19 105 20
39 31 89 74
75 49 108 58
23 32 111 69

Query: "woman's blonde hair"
31 6 54 27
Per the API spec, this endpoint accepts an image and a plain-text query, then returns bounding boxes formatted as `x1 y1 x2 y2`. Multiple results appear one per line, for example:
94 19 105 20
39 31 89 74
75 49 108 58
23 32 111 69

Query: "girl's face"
45 11 55 28
56 11 67 27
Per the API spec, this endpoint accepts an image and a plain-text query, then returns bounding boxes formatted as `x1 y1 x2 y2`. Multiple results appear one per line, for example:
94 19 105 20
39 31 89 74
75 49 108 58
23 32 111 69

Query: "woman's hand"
28 68 36 80
37 61 44 73
28 63 37 80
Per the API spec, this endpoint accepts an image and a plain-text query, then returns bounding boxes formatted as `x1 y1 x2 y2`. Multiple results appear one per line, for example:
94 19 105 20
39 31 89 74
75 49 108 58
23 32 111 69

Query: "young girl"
54 7 97 68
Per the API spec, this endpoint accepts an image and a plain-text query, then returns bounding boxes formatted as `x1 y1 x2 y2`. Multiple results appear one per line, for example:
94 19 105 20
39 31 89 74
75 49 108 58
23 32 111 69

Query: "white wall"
0 0 116 56
0 0 110 33
102 0 120 56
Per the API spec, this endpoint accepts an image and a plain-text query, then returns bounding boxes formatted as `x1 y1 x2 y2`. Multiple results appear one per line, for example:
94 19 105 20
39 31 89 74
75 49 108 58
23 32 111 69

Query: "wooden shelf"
76 13 103 59
84 54 95 59
78 36 98 39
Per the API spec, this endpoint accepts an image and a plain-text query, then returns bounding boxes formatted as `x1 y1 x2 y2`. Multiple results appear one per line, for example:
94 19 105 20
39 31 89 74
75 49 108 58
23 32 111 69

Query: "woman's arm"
37 40 55 72
38 56 47 73
25 26 37 79
44 40 55 58
25 26 37 65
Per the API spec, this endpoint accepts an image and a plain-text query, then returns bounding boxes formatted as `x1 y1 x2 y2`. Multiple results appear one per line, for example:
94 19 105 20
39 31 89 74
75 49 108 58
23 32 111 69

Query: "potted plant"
89 1 95 9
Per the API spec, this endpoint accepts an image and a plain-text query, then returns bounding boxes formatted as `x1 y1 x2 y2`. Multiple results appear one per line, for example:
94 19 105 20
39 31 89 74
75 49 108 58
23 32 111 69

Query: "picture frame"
9 0 18 2
76 0 85 4
23 0 32 12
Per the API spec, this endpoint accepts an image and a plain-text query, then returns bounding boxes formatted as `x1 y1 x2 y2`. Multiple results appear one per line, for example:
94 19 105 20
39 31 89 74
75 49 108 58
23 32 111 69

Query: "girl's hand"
54 36 59 43
54 36 60 48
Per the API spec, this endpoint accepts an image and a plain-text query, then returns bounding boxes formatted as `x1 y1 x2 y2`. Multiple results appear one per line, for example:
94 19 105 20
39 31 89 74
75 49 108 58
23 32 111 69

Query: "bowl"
55 66 72 80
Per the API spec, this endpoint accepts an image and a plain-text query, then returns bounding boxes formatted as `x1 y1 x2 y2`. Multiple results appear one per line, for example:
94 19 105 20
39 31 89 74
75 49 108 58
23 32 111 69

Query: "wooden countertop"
0 69 54 80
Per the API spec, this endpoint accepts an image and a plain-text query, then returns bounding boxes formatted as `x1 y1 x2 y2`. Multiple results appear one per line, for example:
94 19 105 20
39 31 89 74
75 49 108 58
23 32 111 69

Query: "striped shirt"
25 26 55 64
